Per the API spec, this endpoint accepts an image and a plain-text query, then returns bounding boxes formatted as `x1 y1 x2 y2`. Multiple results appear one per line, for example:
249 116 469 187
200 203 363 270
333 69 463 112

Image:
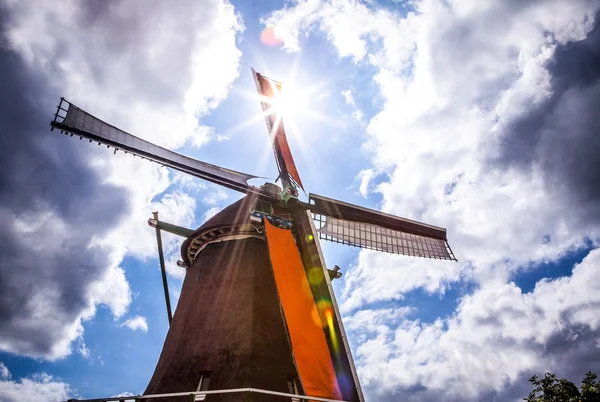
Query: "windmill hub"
260 182 282 201
283 184 299 201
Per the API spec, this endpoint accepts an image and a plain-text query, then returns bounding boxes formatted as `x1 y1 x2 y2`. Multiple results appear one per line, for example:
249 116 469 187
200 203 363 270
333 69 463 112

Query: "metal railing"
64 387 348 402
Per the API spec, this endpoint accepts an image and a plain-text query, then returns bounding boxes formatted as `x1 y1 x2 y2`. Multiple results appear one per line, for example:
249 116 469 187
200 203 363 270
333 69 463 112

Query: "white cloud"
96 189 197 263
0 363 10 380
88 265 132 319
5 0 244 149
76 338 91 360
356 169 375 197
265 0 600 400
112 391 137 401
266 0 600 294
341 88 364 123
345 307 412 328
202 188 229 206
350 248 600 400
165 254 188 280
0 208 132 360
341 251 466 313
0 0 243 360
121 316 149 333
0 371 71 402
113 391 136 397
341 89 356 106
351 110 364 122
202 206 225 222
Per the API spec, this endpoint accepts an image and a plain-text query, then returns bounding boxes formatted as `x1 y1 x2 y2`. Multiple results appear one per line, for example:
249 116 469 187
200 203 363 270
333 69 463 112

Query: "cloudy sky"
0 0 599 401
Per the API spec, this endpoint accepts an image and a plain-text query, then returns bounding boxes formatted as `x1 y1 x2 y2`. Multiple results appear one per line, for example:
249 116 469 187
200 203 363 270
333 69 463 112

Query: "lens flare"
316 298 340 353
316 298 332 313
268 85 301 119
325 309 339 352
308 267 324 286
260 26 283 47
233 66 337 186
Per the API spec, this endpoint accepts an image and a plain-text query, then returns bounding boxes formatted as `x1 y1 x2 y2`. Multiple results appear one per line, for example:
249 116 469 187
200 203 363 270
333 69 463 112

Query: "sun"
268 84 305 119
256 75 313 125
230 67 331 141
224 64 339 181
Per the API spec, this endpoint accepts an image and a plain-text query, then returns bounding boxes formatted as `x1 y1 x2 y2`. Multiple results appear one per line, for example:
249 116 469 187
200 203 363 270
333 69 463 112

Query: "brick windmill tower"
51 70 455 402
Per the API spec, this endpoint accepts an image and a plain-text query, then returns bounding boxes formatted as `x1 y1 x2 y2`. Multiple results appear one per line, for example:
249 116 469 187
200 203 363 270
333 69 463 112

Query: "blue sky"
0 1 599 401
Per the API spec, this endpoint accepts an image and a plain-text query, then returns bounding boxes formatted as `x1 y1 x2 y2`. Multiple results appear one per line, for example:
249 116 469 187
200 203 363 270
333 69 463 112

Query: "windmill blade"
50 98 263 196
252 68 304 192
308 193 456 261
293 210 365 402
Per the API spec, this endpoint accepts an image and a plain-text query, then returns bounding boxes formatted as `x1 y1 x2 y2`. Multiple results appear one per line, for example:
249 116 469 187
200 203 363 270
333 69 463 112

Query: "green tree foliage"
524 371 600 402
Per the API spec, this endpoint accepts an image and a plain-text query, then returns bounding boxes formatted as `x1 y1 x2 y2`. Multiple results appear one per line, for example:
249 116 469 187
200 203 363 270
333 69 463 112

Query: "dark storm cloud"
498 12 600 224
0 11 129 357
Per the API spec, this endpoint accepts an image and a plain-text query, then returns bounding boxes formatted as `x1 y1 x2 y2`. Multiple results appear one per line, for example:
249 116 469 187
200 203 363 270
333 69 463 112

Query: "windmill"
50 69 456 402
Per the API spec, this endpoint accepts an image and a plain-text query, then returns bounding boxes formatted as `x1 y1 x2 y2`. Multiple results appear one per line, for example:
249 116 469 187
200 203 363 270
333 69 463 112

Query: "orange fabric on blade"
255 72 305 191
273 119 305 191
264 219 342 400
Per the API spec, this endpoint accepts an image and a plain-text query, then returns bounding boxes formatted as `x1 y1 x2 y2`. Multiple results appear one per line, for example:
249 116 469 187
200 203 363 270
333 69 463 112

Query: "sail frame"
308 193 456 260
51 98 265 197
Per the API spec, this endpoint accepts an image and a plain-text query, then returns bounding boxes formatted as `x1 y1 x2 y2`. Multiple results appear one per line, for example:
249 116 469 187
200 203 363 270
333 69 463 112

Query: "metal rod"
152 212 173 326
147 218 195 238
62 387 348 402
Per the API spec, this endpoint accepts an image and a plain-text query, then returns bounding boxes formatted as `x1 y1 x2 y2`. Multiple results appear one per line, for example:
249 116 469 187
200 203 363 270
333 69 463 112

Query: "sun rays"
235 63 337 186
215 52 347 192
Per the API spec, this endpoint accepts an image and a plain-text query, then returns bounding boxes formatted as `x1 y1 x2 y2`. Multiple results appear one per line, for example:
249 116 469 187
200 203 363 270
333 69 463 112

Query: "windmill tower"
50 70 455 402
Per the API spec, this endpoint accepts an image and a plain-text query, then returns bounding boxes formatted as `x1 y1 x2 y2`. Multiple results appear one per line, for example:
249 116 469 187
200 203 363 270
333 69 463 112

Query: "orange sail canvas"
264 219 342 400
